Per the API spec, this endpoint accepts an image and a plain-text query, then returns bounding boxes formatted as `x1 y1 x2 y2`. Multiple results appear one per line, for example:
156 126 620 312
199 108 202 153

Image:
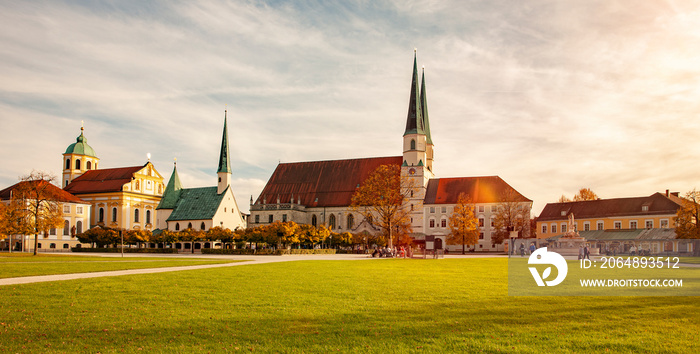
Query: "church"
155 112 247 235
63 124 165 232
250 52 532 252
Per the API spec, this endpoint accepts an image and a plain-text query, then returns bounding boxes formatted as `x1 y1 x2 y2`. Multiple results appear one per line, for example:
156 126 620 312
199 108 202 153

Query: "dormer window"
561 211 567 216
642 205 649 212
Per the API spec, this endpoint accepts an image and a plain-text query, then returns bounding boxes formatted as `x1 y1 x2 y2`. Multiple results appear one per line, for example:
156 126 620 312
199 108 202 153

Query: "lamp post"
120 229 124 258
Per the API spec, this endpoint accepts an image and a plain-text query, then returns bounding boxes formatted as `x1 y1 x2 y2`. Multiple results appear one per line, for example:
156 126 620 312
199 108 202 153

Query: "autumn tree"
350 164 413 248
492 190 531 248
0 198 33 251
206 226 233 248
573 188 599 201
675 189 700 240
447 193 479 254
8 172 65 255
557 195 571 203
77 226 119 248
124 229 152 245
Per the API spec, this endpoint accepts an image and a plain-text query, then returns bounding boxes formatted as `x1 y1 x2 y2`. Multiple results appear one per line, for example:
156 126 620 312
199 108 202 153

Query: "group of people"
518 243 537 257
371 246 410 258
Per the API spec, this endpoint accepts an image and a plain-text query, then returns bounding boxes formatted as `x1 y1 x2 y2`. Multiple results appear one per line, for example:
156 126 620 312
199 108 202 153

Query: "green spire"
157 160 183 209
217 110 231 174
403 49 424 136
420 67 433 145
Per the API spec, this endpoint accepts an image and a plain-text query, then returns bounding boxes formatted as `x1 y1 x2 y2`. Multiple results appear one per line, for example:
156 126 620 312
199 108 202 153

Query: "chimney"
666 189 670 197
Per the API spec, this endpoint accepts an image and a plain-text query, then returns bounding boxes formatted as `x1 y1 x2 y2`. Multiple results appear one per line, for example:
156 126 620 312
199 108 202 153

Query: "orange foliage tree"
350 164 413 248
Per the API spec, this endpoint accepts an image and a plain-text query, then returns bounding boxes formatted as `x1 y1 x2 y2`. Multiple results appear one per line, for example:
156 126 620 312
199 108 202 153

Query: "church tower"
217 110 232 195
402 50 433 235
62 123 99 188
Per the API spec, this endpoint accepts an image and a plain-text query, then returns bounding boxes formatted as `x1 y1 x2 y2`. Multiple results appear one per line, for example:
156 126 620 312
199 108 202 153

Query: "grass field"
0 253 241 278
0 257 698 353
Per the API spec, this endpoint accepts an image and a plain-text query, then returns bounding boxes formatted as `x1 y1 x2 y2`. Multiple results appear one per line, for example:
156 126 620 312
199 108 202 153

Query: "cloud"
1 0 699 217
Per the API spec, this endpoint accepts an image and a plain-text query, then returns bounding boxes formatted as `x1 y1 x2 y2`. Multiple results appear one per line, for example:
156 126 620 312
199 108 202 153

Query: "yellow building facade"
62 126 164 231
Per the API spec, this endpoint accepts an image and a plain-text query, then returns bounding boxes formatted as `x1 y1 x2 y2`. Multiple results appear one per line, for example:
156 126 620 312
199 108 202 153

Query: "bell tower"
401 50 434 235
62 122 99 188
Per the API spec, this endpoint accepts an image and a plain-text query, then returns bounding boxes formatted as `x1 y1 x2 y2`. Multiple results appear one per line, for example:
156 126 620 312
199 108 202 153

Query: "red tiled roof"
0 180 86 204
255 156 403 207
424 176 531 204
64 165 145 194
537 192 682 221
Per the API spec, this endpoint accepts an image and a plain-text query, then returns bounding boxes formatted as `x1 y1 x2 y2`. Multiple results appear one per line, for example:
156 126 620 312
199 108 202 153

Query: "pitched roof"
0 180 86 204
538 192 682 222
157 164 182 209
424 176 531 204
64 165 145 194
166 186 225 221
403 51 425 136
255 156 403 208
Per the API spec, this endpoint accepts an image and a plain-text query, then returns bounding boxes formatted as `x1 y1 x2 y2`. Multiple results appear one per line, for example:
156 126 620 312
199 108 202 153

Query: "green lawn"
0 258 698 353
679 257 700 265
0 253 241 278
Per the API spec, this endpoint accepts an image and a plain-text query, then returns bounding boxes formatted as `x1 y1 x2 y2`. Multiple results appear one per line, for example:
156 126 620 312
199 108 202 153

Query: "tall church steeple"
403 49 424 137
420 66 434 172
402 49 428 170
217 110 232 194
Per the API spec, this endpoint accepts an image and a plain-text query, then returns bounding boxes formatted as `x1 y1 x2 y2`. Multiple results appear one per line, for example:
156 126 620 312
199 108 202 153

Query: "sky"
1 0 699 216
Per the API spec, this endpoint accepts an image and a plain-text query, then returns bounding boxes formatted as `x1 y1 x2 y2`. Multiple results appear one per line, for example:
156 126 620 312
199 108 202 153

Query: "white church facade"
250 52 531 252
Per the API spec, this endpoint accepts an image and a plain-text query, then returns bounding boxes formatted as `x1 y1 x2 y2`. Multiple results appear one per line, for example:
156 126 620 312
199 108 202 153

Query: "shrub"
71 248 178 254
201 249 336 255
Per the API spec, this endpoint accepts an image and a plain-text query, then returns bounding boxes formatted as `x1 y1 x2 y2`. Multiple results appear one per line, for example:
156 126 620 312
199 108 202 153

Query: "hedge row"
71 248 179 254
202 249 337 255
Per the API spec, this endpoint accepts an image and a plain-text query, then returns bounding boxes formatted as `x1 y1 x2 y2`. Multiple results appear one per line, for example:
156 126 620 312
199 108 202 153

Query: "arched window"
99 208 104 222
112 208 117 222
146 210 151 224
75 159 81 170
311 214 317 227
87 161 92 169
329 214 336 229
410 139 416 150
201 222 206 231
175 223 180 231
63 220 70 235
65 159 71 170
77 221 83 234
50 243 56 249
135 180 140 190
63 244 69 249
188 222 193 229
347 214 354 229
158 185 163 194
134 209 139 223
